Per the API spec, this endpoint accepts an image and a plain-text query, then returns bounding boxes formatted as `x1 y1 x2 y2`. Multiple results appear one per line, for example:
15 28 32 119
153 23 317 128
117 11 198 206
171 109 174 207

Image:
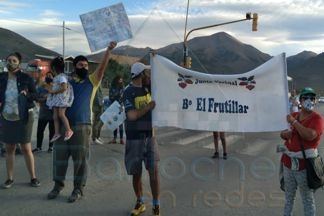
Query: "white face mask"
302 99 315 111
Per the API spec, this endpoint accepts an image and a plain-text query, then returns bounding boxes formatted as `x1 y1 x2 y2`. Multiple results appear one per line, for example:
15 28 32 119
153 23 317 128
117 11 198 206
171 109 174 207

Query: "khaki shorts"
125 136 160 175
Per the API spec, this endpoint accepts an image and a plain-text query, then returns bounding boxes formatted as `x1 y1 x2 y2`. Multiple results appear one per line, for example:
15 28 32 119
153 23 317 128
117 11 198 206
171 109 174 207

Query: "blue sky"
1 0 155 20
1 0 324 57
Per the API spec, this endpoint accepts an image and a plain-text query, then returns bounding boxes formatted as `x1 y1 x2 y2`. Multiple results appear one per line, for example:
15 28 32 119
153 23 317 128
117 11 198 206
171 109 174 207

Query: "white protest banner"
151 54 289 132
100 101 126 131
80 3 132 52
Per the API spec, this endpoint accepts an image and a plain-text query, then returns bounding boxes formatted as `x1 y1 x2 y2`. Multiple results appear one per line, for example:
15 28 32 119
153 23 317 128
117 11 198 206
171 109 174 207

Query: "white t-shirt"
52 73 68 91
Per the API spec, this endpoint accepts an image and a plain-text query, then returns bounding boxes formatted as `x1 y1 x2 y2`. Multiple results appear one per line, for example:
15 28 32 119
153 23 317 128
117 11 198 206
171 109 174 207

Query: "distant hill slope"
114 32 272 74
158 32 272 74
86 52 140 65
0 28 59 61
288 52 324 92
112 45 151 58
287 50 317 69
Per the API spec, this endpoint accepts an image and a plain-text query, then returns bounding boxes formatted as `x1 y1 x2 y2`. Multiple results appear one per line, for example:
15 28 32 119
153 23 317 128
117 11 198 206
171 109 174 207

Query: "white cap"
130 62 151 79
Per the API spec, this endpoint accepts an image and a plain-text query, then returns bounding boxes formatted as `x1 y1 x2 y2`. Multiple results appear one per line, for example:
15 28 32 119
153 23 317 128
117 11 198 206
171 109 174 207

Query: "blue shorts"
124 136 160 175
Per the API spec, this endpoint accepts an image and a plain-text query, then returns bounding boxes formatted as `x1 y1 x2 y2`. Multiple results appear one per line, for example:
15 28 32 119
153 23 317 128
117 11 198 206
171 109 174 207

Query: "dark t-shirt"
123 84 152 139
109 86 124 104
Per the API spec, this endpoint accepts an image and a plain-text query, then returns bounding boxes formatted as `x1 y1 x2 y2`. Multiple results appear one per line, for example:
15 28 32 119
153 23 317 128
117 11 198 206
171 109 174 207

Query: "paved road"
1 104 324 216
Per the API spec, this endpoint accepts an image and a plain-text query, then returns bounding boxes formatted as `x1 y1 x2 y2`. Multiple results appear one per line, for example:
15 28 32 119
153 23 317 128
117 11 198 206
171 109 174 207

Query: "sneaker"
120 139 124 145
2 179 14 189
130 202 146 216
50 134 61 143
47 147 53 153
48 188 61 200
93 138 104 145
64 130 74 141
97 138 104 143
68 188 83 203
212 152 219 159
223 153 227 160
152 205 160 216
32 147 42 153
30 178 41 187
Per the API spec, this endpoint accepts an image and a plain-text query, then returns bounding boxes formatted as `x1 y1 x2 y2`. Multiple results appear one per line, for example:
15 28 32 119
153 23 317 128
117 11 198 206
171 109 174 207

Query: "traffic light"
252 13 258 31
186 56 192 68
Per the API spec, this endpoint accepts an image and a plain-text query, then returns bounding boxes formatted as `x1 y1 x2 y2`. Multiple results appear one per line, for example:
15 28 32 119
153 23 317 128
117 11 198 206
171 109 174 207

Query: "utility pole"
183 0 190 65
62 21 65 59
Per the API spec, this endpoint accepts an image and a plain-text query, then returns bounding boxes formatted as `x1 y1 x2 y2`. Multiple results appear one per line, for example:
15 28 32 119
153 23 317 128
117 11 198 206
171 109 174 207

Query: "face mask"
6 63 19 72
75 68 88 79
302 99 315 111
45 77 53 84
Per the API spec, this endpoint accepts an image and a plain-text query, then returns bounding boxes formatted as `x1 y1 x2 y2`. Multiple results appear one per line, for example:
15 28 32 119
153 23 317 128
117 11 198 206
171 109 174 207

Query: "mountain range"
111 32 323 92
0 28 323 92
0 28 59 61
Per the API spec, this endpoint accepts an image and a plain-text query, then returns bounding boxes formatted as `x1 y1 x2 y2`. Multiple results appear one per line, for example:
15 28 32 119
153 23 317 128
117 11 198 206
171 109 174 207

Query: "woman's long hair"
50 56 64 74
111 75 123 88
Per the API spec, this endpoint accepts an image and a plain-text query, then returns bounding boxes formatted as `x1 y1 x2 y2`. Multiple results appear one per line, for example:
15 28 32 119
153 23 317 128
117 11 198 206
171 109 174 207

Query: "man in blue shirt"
47 41 116 203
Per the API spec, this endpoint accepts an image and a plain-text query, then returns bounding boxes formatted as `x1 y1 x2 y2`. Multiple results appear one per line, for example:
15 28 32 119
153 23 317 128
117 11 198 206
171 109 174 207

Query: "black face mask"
45 77 53 84
75 68 88 79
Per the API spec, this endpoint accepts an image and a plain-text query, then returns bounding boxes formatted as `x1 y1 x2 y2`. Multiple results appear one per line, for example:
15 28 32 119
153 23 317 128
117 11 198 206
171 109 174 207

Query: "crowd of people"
0 45 323 216
0 43 162 216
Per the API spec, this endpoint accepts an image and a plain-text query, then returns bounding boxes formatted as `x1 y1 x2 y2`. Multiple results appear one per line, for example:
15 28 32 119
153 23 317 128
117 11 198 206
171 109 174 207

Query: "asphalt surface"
1 104 324 216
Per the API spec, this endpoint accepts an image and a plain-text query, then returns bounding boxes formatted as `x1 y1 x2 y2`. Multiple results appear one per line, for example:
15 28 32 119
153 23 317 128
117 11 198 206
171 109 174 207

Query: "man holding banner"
123 62 160 216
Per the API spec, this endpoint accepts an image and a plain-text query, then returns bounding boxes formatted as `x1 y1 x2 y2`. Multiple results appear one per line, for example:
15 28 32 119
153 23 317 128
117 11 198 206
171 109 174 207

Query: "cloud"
0 1 29 9
0 1 29 15
0 9 12 15
40 9 63 18
1 0 324 57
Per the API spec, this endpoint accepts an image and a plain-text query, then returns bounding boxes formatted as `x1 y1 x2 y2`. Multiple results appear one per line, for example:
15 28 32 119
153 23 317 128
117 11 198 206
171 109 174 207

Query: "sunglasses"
302 96 315 100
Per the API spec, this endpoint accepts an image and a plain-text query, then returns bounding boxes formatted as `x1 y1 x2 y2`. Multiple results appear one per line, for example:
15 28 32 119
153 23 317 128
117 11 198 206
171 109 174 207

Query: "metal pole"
183 0 190 67
184 0 190 41
63 21 65 59
184 18 249 45
183 13 257 68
